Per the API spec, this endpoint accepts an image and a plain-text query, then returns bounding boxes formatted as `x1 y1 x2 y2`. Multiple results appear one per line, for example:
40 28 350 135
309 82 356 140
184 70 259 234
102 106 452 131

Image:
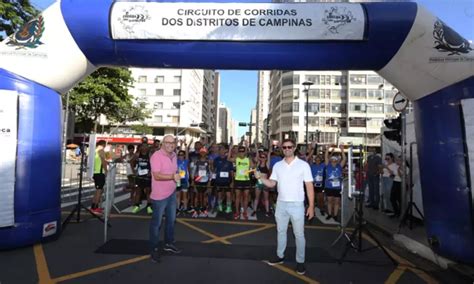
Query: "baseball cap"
199 148 208 154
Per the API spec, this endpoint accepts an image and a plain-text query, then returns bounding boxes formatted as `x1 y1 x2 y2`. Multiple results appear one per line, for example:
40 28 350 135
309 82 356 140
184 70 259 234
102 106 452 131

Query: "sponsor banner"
379 6 474 102
0 2 95 94
462 99 474 208
0 91 18 228
42 221 58 237
111 3 366 41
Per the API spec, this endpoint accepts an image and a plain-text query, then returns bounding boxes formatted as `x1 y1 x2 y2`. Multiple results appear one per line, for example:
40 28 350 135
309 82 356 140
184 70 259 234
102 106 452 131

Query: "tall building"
250 108 257 145
217 104 232 144
201 70 219 142
268 70 398 146
256 71 270 145
124 68 217 141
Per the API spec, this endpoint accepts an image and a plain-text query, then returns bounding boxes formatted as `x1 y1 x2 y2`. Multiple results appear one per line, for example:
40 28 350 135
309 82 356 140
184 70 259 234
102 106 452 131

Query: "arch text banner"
110 3 366 41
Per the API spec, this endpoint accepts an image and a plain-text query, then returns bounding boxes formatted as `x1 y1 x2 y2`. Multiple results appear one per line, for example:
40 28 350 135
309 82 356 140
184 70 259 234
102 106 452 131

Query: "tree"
0 0 39 41
68 67 150 133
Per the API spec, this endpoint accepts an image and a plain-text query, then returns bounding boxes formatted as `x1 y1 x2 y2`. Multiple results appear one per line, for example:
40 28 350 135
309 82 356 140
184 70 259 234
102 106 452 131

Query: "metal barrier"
61 160 129 208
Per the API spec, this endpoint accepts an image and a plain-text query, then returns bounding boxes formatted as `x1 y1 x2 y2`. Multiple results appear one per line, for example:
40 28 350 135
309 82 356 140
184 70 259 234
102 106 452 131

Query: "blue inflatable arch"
0 0 473 263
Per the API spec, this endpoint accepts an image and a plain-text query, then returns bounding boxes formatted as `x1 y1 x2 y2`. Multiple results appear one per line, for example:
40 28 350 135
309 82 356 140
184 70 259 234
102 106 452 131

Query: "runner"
176 145 190 215
230 145 254 220
213 144 234 214
252 149 271 217
192 147 211 217
131 144 152 214
324 145 346 222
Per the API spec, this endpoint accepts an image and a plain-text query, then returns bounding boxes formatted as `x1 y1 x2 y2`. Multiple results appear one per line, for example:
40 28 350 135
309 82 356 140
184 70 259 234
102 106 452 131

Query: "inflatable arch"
0 0 473 263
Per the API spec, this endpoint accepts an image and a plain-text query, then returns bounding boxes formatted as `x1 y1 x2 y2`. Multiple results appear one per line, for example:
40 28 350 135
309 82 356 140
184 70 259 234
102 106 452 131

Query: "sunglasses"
238 150 245 153
282 146 293 150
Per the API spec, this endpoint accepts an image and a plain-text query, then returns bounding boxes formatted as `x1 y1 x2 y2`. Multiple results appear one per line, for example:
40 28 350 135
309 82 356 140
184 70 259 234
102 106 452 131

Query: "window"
350 103 366 113
292 116 299 125
282 89 298 99
366 103 384 113
154 115 163 123
155 76 164 83
305 75 319 85
173 89 181 96
155 89 164 96
368 118 383 127
281 117 292 126
349 117 366 127
281 102 299 113
350 75 366 84
169 116 179 123
138 76 147 83
367 89 383 100
331 89 343 98
304 102 319 113
173 76 181 83
367 74 384 85
331 103 343 113
321 89 331 99
153 102 163 109
138 89 146 96
308 89 319 98
282 75 300 86
350 89 366 98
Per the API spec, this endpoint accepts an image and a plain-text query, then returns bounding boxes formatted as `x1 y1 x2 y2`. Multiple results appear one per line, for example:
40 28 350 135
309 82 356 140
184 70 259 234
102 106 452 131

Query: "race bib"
138 168 149 176
239 169 245 175
219 172 229 178
198 170 207 178
211 173 217 179
315 175 323 182
331 180 340 187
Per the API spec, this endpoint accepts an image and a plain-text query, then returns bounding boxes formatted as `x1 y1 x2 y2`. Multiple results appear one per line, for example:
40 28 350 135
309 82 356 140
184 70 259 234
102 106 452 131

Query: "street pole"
400 109 407 218
305 88 309 150
302 81 314 152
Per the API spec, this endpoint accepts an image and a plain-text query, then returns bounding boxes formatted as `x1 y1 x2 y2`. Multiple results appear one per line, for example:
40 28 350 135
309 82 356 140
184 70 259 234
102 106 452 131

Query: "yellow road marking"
52 255 149 283
361 233 439 284
263 262 320 284
180 219 321 283
384 265 407 284
177 219 231 244
204 224 275 243
34 244 53 284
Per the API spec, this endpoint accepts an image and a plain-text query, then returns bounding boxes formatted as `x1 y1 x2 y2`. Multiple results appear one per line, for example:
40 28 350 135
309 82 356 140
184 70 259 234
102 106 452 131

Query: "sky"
31 0 474 136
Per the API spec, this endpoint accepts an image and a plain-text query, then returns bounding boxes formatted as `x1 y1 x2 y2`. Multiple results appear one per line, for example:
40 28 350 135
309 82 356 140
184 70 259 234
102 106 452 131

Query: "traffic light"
383 115 401 144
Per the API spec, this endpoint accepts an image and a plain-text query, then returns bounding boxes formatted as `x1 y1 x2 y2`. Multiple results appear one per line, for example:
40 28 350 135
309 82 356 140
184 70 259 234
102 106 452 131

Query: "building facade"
256 71 270 145
267 70 399 146
122 68 218 141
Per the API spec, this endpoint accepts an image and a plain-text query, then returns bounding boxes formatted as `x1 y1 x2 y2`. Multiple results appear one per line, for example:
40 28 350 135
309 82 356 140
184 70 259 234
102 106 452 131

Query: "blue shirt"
177 159 189 182
325 164 343 190
213 156 233 185
310 163 326 187
270 156 282 170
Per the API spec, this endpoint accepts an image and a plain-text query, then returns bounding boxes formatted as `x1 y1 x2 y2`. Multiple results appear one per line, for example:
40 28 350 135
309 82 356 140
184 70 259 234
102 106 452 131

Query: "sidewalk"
364 205 474 280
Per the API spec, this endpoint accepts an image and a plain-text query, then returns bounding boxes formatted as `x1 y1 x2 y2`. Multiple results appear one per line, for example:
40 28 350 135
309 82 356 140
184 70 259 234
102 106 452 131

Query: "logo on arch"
6 16 45 49
118 5 151 34
433 20 472 56
322 6 356 34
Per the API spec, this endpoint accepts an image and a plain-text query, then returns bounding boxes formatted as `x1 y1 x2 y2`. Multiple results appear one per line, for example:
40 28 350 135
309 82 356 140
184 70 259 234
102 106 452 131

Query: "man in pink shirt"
149 135 182 262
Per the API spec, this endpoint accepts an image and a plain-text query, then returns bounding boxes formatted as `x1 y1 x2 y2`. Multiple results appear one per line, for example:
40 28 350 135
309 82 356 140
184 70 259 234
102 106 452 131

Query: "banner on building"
0 90 18 228
111 3 366 41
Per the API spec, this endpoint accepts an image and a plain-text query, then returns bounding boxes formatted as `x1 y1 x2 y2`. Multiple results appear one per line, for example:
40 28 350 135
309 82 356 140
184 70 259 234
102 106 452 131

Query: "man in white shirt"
257 139 314 275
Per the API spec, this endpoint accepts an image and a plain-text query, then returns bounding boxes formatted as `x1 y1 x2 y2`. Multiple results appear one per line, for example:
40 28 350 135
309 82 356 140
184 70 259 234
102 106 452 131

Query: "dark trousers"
368 174 380 208
390 181 402 216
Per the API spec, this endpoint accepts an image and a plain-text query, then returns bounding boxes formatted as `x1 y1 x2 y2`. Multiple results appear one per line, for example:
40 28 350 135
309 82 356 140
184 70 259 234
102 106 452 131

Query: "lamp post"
302 81 314 151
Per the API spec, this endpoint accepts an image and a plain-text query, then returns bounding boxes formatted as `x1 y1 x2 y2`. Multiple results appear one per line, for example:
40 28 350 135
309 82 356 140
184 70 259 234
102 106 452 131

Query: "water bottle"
176 171 181 187
256 169 263 185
